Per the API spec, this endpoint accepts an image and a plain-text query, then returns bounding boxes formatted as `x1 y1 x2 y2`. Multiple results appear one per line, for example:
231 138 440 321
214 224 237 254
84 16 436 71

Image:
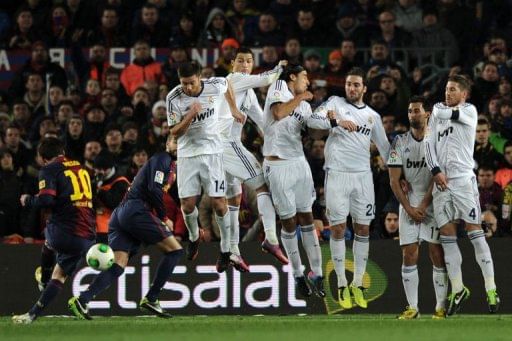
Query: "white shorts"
325 170 375 226
223 141 265 195
399 204 440 246
263 157 315 220
432 176 481 228
177 153 226 198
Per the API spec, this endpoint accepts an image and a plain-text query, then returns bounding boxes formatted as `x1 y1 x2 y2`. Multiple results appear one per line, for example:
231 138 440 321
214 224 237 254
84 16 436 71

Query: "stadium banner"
1 239 511 316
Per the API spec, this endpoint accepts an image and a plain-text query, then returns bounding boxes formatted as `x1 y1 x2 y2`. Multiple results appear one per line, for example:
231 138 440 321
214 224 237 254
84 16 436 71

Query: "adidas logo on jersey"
406 157 427 169
437 126 453 141
356 125 371 136
192 108 215 123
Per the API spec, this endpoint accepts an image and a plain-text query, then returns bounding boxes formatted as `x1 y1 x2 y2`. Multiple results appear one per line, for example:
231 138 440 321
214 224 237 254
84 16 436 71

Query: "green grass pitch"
2 315 512 341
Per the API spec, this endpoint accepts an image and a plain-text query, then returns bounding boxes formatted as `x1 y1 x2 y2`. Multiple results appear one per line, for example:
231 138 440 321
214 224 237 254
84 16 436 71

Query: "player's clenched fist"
189 102 202 116
339 120 358 132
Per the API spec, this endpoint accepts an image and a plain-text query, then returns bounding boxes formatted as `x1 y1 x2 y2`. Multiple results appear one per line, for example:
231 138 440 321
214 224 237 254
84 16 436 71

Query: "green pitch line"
2 315 512 341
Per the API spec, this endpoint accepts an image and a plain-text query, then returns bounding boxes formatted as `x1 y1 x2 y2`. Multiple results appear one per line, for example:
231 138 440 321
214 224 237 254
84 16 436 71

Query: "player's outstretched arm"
272 91 313 120
225 80 246 123
169 102 201 138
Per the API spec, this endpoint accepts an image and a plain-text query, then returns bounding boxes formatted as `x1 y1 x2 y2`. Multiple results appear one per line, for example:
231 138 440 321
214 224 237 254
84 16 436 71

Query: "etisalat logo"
71 246 387 313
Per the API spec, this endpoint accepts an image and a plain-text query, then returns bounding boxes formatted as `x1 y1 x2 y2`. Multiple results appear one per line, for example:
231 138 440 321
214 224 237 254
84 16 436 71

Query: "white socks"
468 230 496 291
440 235 464 293
401 265 419 310
257 192 278 245
281 229 303 277
352 234 369 287
214 211 231 253
228 205 240 256
433 266 448 310
330 236 347 287
300 224 322 276
182 207 199 242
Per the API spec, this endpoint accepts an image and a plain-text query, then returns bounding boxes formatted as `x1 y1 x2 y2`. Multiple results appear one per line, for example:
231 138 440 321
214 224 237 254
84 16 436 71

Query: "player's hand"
327 110 337 120
299 91 313 101
232 109 246 124
163 218 174 232
189 102 202 116
433 172 449 191
278 60 288 67
339 120 357 132
407 206 426 223
400 179 411 193
20 194 31 207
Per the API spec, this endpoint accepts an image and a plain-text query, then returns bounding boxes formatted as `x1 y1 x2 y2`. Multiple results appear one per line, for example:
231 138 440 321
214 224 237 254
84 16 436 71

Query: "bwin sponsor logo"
356 125 371 136
437 126 453 141
406 157 427 168
193 108 214 123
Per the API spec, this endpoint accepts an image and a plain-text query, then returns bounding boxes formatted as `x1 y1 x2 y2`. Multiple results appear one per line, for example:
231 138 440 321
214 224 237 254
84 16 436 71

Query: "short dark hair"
178 61 202 78
409 95 432 112
478 164 496 173
346 67 367 85
504 140 512 151
235 47 254 57
279 64 305 82
477 118 490 127
38 137 64 160
447 74 471 91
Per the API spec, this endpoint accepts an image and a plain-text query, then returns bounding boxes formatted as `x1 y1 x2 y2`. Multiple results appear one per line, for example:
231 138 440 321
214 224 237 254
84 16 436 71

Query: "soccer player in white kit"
424 75 500 315
313 68 390 309
262 64 324 298
217 48 289 272
388 96 448 319
167 61 241 273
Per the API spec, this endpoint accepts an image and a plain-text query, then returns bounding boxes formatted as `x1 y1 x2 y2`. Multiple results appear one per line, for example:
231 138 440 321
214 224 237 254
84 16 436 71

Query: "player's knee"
227 194 241 207
402 246 418 265
429 244 445 267
297 212 313 226
211 197 228 215
180 198 197 213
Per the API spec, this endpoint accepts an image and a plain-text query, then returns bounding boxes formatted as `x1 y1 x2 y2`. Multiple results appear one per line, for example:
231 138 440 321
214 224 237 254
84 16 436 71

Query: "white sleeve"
306 96 339 130
166 92 182 127
424 116 440 173
371 114 391 162
433 102 477 126
387 135 403 167
230 65 282 91
266 80 287 107
247 90 264 131
210 77 228 94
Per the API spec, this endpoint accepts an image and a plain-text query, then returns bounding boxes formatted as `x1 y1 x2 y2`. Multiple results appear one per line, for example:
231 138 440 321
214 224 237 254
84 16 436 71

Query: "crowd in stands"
0 0 511 243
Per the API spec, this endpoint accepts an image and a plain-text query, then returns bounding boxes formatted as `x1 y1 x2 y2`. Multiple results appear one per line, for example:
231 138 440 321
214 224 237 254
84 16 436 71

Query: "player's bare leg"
429 243 448 318
211 196 232 273
297 212 324 297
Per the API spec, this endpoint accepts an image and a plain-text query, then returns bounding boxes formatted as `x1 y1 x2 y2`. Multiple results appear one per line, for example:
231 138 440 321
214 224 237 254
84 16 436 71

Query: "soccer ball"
86 243 114 271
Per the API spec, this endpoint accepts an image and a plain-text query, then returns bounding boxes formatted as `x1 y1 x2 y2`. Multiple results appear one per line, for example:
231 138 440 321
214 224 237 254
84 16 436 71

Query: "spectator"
214 38 239 77
46 84 64 116
372 10 411 49
225 0 260 45
499 77 511 100
162 45 191 90
477 165 503 219
72 43 111 92
23 73 46 118
103 123 130 173
281 37 302 65
329 4 369 48
3 124 32 174
392 0 423 33
8 41 67 100
3 7 40 50
120 40 162 96
44 5 72 47
140 100 168 155
11 100 31 140
411 8 459 67
66 0 96 32
287 7 325 47
381 208 399 240
495 142 512 189
63 114 85 162
482 210 499 238
475 118 502 169
246 12 285 47
100 88 119 119
198 7 237 48
104 67 128 104
365 39 394 72
310 79 329 111
303 49 325 85
130 3 170 47
126 146 148 182
324 49 345 96
83 139 102 175
85 6 127 47
83 105 107 142
254 45 279 72
368 89 392 116
169 12 199 48
473 61 500 111
0 148 22 238
340 38 360 73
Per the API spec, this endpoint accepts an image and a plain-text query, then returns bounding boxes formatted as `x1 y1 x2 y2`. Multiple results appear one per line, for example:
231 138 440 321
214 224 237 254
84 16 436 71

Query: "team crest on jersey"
368 117 373 124
273 91 280 98
154 171 164 184
208 96 214 104
38 180 46 190
389 151 398 160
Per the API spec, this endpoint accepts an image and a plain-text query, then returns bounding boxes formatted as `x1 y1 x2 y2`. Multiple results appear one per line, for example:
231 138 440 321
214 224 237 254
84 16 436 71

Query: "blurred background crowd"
0 0 511 244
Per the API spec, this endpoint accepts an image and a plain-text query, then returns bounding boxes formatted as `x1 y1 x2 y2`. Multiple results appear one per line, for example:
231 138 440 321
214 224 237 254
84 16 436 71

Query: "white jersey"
388 131 431 206
218 66 282 142
262 79 313 159
312 96 390 172
424 102 477 182
166 77 227 157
